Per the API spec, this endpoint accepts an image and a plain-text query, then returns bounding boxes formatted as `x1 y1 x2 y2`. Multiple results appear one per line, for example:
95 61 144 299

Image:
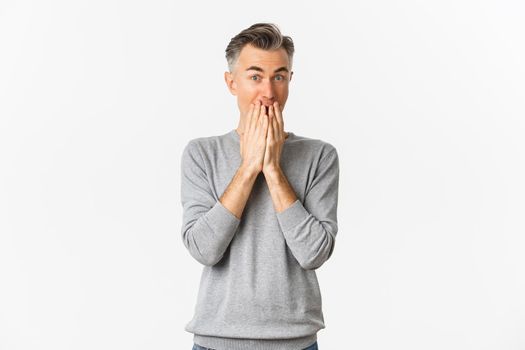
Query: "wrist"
239 163 260 180
263 165 282 180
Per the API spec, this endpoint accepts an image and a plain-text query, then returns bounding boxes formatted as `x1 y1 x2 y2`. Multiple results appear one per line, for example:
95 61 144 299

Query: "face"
224 43 293 119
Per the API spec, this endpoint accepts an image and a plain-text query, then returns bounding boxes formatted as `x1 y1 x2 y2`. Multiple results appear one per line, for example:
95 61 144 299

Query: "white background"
1 0 524 349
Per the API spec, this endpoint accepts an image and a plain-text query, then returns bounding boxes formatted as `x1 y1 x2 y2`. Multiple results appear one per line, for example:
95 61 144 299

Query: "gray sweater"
180 129 339 350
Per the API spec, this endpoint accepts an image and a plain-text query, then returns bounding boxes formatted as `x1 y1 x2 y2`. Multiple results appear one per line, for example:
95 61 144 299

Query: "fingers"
247 101 280 140
249 100 261 136
267 110 273 142
271 102 283 139
244 102 255 135
269 105 277 141
257 101 267 137
259 101 266 119
262 105 269 138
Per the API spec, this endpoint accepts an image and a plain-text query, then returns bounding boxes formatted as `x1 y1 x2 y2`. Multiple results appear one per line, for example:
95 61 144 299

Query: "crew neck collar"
229 129 294 142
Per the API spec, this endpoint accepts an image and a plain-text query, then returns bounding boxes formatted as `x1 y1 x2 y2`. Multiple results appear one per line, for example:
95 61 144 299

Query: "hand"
239 100 269 174
262 101 286 175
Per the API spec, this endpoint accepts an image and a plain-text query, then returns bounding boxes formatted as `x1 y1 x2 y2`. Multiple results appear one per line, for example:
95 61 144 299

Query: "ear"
224 71 237 96
290 71 293 82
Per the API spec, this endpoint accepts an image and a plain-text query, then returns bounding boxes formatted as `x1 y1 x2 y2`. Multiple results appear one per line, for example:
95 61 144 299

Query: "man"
181 23 339 350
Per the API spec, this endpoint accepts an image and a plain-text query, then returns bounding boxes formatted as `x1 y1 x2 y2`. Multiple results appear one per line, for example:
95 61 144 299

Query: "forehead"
236 44 290 69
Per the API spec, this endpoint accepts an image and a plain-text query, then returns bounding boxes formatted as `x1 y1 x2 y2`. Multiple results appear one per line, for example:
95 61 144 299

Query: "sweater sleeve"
276 146 339 270
180 140 241 266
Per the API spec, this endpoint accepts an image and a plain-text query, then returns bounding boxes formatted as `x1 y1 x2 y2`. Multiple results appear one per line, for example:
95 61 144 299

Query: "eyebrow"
245 66 289 74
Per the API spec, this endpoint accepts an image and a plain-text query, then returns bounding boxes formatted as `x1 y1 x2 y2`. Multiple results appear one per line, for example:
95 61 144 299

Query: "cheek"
237 82 269 105
239 90 259 103
276 86 289 99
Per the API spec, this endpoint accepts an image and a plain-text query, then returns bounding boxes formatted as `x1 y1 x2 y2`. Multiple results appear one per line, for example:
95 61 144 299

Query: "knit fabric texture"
181 129 339 350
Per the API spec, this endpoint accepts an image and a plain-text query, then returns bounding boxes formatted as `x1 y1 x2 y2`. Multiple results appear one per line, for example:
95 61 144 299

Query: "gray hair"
225 23 294 72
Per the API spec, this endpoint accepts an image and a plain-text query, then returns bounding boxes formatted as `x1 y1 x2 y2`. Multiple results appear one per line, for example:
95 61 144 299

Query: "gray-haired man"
181 23 339 350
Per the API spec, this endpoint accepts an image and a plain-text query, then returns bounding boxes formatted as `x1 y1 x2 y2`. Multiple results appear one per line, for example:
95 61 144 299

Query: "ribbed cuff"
204 200 241 233
276 199 310 233
194 333 317 350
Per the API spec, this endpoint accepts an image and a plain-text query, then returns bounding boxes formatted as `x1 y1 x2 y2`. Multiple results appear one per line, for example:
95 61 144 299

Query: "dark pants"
192 340 319 350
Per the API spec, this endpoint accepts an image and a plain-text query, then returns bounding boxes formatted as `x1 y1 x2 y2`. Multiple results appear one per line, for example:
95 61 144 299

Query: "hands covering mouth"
257 101 274 116
239 100 286 175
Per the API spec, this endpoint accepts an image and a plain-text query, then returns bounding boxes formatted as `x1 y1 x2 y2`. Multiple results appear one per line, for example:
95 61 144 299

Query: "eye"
274 75 284 81
250 75 260 81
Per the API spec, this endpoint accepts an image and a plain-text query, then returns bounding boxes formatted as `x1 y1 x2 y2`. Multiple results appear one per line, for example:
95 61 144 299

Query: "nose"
260 79 275 105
